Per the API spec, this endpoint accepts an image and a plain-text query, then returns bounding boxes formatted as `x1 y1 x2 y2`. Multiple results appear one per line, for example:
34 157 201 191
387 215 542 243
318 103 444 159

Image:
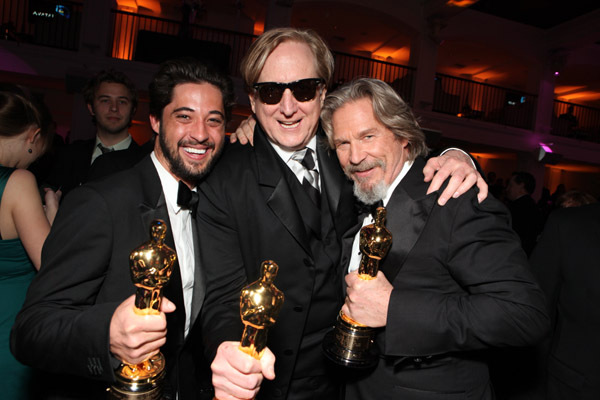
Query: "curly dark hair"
149 58 235 122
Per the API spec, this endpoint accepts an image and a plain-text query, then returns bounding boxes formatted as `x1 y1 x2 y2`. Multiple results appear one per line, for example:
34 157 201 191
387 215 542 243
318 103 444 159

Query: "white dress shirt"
151 152 195 338
348 160 414 273
91 134 133 164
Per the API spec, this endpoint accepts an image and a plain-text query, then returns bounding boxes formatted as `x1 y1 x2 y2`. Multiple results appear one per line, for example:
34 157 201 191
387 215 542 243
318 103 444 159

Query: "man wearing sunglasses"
198 28 487 400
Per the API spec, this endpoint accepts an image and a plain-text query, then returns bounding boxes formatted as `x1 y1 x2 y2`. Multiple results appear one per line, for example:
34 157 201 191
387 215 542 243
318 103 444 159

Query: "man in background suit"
198 28 486 400
11 59 234 399
530 202 600 399
505 171 543 256
319 78 549 400
45 68 143 195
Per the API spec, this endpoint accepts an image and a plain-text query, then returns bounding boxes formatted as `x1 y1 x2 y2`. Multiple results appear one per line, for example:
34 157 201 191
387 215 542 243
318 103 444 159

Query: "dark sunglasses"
253 78 324 105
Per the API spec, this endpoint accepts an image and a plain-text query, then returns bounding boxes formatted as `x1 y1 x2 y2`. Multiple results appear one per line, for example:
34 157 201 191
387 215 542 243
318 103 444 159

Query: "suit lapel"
135 157 186 341
254 125 312 256
316 133 357 239
318 138 343 218
189 219 204 329
381 157 437 282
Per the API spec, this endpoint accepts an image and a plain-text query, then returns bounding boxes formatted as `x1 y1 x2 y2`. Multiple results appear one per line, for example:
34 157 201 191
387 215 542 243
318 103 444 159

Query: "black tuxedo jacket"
530 203 600 399
343 157 549 400
197 125 356 399
11 156 211 399
45 138 141 195
87 138 154 182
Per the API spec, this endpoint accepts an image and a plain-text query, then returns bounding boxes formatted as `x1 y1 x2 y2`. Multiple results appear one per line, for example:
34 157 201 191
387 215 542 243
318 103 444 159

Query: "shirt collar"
95 134 132 151
382 160 413 206
150 151 190 215
270 135 318 167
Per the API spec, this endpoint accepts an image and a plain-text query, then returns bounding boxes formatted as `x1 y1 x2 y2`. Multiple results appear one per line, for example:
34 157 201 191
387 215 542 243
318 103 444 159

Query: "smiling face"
150 82 226 187
332 98 409 203
249 41 326 151
87 82 134 137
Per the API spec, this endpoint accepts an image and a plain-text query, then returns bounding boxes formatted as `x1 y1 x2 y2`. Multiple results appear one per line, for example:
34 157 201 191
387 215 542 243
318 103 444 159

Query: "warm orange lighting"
554 85 587 95
473 71 505 82
137 0 161 15
111 13 139 60
372 47 410 65
471 152 517 160
253 21 265 36
115 0 138 13
549 163 600 173
558 91 600 103
446 0 479 7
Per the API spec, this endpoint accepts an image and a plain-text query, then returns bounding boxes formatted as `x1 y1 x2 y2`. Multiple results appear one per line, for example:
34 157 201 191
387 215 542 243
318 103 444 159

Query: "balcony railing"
433 73 537 130
110 10 255 79
108 10 415 103
333 52 415 103
1 0 82 51
552 100 600 143
7 5 600 144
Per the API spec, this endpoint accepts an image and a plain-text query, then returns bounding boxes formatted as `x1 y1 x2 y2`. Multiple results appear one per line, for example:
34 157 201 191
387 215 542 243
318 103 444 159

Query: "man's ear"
319 87 327 107
249 93 256 114
149 114 160 134
86 103 95 116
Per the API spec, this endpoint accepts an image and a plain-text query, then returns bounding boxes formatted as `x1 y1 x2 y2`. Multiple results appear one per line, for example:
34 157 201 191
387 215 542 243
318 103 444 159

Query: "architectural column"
79 1 113 56
264 0 293 30
533 50 566 135
409 20 441 112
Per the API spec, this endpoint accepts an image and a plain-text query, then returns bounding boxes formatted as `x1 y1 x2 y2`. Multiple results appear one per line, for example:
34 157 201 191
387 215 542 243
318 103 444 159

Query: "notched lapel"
254 125 313 256
267 179 312 255
381 159 437 282
137 181 186 342
317 141 342 216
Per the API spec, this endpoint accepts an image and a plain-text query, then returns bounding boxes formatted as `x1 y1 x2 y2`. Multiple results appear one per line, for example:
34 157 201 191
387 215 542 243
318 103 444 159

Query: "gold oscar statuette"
323 206 392 368
108 219 176 400
239 260 284 359
213 260 284 400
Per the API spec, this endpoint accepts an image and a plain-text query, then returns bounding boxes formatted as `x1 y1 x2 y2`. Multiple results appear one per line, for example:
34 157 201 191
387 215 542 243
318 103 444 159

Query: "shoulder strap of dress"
0 166 17 240
0 165 17 205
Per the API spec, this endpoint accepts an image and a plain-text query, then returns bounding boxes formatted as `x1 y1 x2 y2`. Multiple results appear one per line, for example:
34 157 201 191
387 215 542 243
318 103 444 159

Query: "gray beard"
353 179 388 205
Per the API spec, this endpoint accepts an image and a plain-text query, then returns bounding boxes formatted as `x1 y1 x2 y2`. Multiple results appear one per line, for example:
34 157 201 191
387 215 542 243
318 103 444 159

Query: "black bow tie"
356 200 384 217
177 181 199 217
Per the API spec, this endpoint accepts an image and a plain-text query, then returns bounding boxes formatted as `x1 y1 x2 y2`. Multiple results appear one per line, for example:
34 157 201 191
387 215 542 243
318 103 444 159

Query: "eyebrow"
97 94 130 100
172 107 225 118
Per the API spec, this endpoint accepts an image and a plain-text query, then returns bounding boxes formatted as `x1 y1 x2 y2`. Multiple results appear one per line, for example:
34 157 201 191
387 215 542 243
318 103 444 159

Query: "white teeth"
184 147 207 155
280 121 300 129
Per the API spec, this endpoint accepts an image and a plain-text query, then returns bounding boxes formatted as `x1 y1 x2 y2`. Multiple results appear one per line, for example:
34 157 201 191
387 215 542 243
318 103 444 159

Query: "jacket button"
413 357 422 363
293 306 303 312
284 349 293 356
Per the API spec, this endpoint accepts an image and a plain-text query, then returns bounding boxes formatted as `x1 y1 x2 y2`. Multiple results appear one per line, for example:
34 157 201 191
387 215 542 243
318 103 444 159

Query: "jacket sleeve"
10 185 120 382
196 180 247 362
384 192 550 357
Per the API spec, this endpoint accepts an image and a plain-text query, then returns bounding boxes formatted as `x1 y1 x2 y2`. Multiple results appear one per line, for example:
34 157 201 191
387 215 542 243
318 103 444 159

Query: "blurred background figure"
555 190 597 208
44 69 140 197
505 171 543 256
0 89 60 399
530 202 600 400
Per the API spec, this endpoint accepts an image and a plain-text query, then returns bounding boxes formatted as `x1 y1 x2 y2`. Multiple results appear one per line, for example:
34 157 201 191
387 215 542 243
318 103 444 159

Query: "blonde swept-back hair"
321 78 429 161
240 27 335 92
